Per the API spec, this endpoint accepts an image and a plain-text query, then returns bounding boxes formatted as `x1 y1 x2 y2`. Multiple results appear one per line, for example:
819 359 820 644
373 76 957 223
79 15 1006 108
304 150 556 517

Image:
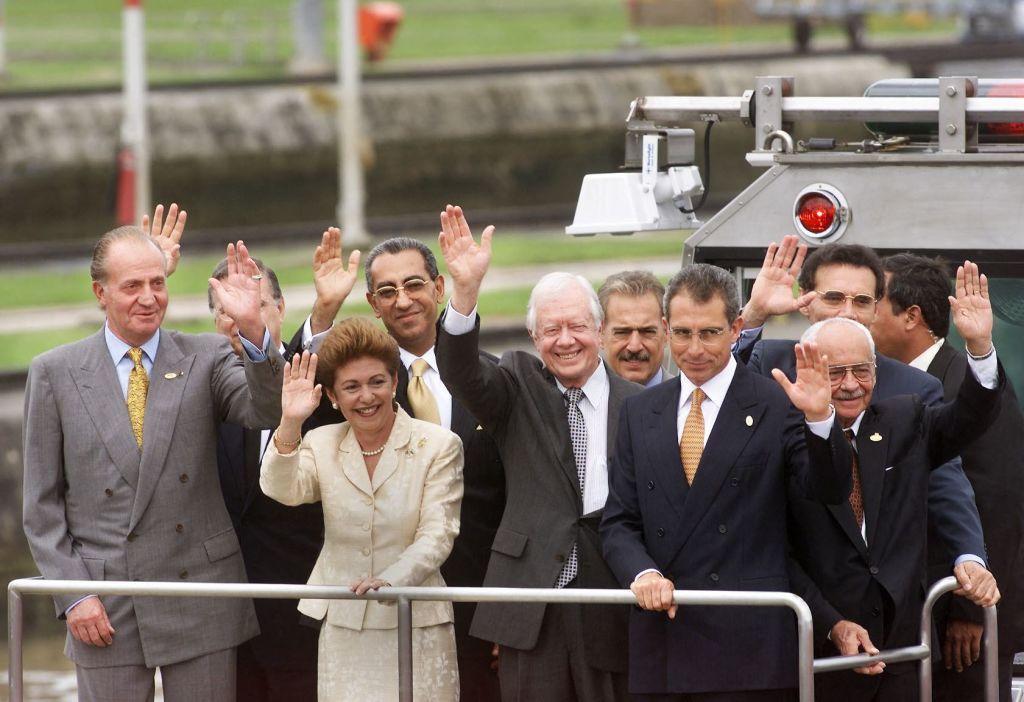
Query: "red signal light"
796 193 836 234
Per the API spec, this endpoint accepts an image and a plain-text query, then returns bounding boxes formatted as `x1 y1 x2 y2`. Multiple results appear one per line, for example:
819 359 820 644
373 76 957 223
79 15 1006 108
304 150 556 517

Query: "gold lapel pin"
475 425 483 431
164 372 179 380
869 432 882 442
745 415 754 427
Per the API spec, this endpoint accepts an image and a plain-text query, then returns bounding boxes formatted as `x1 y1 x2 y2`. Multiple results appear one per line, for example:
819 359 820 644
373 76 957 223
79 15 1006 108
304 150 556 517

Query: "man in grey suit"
435 205 640 702
22 224 283 701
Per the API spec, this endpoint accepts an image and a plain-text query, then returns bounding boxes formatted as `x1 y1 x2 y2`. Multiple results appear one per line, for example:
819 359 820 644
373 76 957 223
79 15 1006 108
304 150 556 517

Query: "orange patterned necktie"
679 388 705 485
844 428 864 527
126 347 149 448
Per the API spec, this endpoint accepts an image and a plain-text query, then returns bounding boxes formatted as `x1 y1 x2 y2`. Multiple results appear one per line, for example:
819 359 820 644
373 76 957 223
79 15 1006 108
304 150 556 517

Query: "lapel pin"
164 372 179 380
869 432 882 442
475 425 483 431
745 415 754 427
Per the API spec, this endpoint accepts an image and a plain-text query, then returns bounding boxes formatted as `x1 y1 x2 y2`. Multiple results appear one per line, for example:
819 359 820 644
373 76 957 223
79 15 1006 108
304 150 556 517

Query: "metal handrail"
6 575 996 702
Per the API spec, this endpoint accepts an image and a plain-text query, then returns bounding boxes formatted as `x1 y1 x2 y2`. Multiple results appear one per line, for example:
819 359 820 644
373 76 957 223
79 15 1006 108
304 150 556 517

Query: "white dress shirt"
399 346 454 431
908 337 945 372
443 301 610 514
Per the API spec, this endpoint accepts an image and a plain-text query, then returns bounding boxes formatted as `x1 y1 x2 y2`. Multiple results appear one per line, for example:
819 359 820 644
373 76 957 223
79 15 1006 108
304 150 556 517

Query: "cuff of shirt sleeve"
65 594 96 617
966 350 998 390
805 405 836 439
633 568 662 583
238 328 271 361
302 315 331 353
442 301 478 336
955 554 987 569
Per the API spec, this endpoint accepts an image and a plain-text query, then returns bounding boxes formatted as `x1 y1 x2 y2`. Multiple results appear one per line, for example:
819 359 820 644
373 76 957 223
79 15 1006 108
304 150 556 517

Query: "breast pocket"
203 527 242 563
490 528 528 559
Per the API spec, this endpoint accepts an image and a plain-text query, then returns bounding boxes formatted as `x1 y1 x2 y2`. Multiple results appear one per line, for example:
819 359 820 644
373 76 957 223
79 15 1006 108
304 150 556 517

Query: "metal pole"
397 596 413 702
920 576 958 701
8 585 24 702
983 605 999 702
122 0 150 224
337 0 370 246
290 0 328 74
790 596 816 702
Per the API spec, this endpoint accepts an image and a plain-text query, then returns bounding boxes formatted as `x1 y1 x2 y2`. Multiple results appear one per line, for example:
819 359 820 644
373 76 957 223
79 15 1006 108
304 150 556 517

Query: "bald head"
802 318 876 427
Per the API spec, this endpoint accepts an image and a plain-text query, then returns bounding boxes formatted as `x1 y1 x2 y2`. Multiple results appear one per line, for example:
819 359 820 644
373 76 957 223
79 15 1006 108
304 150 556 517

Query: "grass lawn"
0 229 686 309
0 1 956 90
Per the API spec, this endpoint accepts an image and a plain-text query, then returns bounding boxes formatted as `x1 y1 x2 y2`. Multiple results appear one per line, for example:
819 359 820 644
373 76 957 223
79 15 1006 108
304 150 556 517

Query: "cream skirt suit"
261 407 464 700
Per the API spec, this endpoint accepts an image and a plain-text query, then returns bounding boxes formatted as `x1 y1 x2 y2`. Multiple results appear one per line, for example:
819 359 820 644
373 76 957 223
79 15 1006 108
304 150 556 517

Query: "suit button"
718 524 727 534
104 488 114 497
555 554 565 563
709 573 720 583
869 566 879 575
647 481 655 490
872 607 881 617
730 478 739 487
179 570 188 579
179 473 189 483
363 497 373 506
175 524 184 533
362 547 370 556
656 528 665 537
362 523 370 531
127 533 137 542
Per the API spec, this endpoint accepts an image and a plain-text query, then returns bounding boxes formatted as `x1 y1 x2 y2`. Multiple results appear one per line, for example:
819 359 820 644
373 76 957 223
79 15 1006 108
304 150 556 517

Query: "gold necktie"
126 347 149 448
679 388 705 485
407 359 441 425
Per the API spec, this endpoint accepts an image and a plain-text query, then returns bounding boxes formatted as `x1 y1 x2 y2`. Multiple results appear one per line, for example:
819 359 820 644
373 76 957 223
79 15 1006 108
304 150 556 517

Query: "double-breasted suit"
22 329 282 669
600 361 852 695
435 316 642 678
788 360 1004 701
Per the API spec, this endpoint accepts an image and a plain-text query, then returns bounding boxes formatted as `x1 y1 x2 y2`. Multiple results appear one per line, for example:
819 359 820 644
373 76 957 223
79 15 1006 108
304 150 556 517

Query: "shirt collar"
678 354 736 407
845 412 865 437
909 338 945 372
555 360 609 408
399 345 438 374
644 367 665 388
105 323 159 366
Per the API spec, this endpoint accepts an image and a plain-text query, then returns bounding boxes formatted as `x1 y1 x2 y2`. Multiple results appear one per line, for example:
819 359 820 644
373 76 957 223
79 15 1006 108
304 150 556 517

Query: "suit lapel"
525 367 583 502
396 362 413 416
855 410 888 549
130 334 194 532
371 410 411 492
645 381 687 520
606 363 631 456
338 428 374 497
69 331 142 490
672 366 762 554
241 427 265 513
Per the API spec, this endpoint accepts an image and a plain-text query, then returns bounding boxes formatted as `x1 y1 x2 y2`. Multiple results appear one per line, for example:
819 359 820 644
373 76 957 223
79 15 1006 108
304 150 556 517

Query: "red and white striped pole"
118 0 150 225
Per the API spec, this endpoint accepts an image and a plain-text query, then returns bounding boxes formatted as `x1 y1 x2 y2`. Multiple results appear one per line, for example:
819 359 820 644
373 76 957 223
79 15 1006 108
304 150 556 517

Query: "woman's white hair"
525 272 603 335
800 317 876 358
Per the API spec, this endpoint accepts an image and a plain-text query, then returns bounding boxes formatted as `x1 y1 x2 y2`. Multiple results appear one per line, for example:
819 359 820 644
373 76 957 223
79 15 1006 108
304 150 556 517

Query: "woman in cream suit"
261 318 464 700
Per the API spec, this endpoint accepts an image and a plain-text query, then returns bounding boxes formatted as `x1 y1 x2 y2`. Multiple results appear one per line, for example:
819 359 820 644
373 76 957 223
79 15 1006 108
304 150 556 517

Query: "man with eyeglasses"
786 263 1003 701
598 271 672 387
362 235 506 701
737 240 993 647
600 262 854 701
435 205 641 702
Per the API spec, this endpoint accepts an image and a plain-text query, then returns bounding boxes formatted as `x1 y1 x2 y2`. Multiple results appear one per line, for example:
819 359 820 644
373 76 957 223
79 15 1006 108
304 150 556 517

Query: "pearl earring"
331 402 338 410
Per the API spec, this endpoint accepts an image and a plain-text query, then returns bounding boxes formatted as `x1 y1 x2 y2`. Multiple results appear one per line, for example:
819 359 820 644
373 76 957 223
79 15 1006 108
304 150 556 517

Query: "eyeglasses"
815 290 876 309
668 327 727 345
371 278 432 302
609 326 661 341
537 321 596 339
828 362 876 385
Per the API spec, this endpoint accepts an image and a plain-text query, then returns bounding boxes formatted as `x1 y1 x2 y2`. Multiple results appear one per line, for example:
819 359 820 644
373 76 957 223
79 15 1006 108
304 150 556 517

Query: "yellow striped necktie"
126 347 149 448
679 388 705 485
407 359 441 425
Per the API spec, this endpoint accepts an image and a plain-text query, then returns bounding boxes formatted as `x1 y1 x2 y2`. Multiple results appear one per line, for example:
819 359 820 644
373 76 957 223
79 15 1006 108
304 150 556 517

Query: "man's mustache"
618 350 651 363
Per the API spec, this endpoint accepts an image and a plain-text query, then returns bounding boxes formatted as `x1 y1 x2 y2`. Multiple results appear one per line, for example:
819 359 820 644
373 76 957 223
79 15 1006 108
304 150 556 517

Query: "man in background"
598 270 670 387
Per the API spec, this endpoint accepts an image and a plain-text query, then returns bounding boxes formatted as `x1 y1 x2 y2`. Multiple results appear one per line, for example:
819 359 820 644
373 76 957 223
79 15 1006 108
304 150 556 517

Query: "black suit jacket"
927 343 1024 649
395 357 506 662
600 362 852 694
436 315 642 672
788 361 1003 700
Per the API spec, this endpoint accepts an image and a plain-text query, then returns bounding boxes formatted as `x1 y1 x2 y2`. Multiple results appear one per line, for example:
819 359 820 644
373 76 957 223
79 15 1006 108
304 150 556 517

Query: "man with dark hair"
601 262 853 700
598 271 670 386
873 253 1024 702
738 238 994 677
23 219 281 702
363 233 506 701
205 229 358 702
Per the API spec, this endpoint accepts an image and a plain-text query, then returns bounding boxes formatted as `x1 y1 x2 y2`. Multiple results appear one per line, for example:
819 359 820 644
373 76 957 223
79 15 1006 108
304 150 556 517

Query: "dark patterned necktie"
556 387 587 588
844 428 864 528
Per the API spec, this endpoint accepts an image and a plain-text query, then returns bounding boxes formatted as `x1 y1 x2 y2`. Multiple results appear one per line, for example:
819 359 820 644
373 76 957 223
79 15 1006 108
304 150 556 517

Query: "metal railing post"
983 604 999 702
918 577 955 701
397 596 413 702
789 596 816 702
8 583 24 702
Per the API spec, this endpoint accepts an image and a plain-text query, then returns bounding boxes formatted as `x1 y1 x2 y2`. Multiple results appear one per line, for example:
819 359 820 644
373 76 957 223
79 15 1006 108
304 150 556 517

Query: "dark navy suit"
600 361 852 696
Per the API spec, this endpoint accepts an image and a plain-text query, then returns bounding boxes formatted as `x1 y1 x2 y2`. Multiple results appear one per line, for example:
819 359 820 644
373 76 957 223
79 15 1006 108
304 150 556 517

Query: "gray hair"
526 272 603 335
597 270 665 316
208 257 282 311
90 226 166 284
800 317 876 358
364 237 439 290
663 264 740 323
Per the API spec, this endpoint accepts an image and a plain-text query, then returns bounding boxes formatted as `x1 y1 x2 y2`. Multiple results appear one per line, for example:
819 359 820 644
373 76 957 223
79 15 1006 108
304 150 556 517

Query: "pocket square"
884 466 894 472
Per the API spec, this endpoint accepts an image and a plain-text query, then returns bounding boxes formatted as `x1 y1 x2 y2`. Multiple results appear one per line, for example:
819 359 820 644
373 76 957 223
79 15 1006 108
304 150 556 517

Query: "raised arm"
142 203 187 277
310 226 361 335
742 235 816 329
439 204 494 316
208 241 267 345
